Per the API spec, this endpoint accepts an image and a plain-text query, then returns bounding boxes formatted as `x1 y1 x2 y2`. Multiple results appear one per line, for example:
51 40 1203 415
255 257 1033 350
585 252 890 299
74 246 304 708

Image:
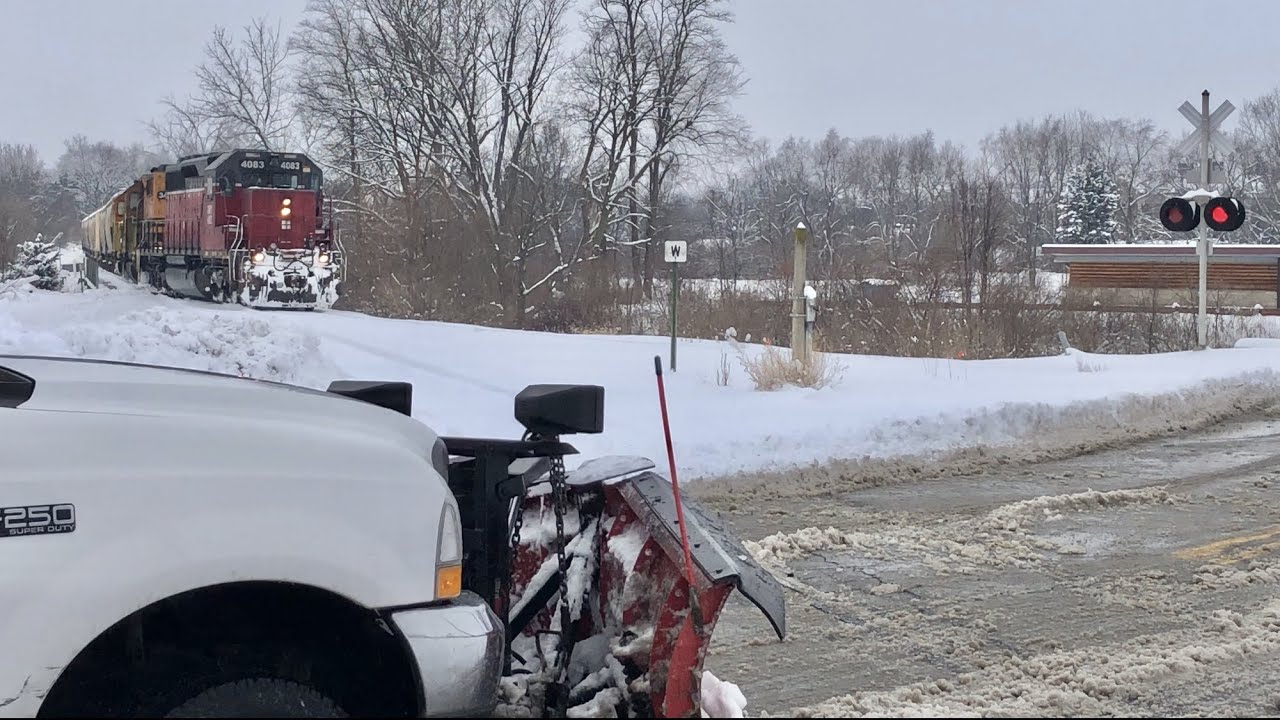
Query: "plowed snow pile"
745 486 1180 574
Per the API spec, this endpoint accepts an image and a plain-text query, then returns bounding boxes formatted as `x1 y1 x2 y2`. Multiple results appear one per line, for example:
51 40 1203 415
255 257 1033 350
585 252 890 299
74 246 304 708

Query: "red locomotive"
81 149 345 310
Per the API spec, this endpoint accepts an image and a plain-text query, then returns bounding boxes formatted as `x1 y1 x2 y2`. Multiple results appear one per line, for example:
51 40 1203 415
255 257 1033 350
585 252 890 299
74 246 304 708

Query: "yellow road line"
1223 540 1280 564
1175 525 1280 561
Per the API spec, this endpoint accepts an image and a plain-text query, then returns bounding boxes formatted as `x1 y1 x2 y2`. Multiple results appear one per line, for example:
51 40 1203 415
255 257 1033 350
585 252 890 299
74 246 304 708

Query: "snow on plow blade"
238 255 340 310
437 383 785 718
504 459 785 718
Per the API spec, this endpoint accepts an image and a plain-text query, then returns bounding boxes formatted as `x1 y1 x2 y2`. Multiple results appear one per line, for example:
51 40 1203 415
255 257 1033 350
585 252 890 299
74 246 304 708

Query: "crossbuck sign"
1176 99 1234 156
663 240 688 263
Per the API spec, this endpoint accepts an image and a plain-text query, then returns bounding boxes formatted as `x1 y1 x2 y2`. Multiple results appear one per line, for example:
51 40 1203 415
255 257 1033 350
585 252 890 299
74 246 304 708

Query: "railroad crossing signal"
1159 90 1245 235
1166 90 1241 352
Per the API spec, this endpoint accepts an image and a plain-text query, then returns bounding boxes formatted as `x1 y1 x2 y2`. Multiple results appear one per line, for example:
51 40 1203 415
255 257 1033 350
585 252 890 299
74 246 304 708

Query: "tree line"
6 0 1280 332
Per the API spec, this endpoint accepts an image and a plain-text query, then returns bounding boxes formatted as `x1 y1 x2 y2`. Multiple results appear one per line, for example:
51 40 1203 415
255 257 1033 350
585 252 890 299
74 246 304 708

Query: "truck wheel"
164 678 348 718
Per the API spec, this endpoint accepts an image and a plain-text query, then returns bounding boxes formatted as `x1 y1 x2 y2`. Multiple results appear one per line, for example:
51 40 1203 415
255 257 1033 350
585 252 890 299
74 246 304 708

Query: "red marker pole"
654 355 708 716
654 356 697 588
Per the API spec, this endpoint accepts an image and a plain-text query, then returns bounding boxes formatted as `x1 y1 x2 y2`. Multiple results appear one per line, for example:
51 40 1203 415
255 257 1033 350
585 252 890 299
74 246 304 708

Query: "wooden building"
1039 244 1280 310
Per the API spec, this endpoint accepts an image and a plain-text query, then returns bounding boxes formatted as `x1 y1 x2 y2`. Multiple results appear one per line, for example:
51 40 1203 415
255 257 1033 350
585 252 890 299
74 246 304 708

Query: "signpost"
1174 90 1234 350
664 240 687 371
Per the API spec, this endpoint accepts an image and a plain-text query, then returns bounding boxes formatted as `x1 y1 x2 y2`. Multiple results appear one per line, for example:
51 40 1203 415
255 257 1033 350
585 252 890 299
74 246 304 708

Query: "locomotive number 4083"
0 504 76 538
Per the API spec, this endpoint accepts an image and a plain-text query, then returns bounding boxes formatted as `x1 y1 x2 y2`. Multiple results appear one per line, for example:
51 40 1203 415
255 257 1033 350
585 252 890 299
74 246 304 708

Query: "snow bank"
57 242 84 267
6 283 1280 483
0 287 338 387
1234 337 1280 349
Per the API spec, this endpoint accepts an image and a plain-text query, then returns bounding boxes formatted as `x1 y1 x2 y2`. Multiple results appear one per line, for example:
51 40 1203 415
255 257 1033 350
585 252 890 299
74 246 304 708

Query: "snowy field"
4 268 1280 483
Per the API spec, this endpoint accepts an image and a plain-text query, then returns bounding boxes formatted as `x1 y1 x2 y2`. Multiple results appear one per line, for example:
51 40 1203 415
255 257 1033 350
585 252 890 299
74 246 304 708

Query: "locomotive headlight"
281 206 292 217
316 252 330 266
282 198 292 206
252 251 265 264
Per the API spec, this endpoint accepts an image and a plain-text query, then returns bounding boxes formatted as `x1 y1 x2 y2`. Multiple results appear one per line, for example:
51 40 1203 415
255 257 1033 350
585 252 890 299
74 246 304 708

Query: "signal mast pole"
1198 90 1210 350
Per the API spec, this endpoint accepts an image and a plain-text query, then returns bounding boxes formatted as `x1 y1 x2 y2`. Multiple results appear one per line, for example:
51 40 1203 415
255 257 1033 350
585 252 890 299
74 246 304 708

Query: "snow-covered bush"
2 235 64 292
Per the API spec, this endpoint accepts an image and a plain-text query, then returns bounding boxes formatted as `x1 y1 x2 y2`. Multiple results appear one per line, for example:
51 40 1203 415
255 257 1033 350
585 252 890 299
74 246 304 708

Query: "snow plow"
440 372 786 717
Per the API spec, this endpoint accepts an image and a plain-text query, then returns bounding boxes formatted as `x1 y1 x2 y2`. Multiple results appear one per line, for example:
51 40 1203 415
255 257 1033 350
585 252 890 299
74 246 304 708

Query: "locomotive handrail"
226 215 245 284
334 229 348 284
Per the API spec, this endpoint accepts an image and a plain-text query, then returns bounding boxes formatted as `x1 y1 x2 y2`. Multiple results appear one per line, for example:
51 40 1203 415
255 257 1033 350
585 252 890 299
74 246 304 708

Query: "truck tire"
164 678 348 718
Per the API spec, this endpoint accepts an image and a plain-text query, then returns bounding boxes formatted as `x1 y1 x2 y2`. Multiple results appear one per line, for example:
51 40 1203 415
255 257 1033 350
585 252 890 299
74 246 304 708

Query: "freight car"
80 149 345 310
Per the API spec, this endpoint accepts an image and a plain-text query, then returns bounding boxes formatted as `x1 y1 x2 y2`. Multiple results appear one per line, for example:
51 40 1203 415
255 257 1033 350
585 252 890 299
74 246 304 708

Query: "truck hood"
0 354 441 460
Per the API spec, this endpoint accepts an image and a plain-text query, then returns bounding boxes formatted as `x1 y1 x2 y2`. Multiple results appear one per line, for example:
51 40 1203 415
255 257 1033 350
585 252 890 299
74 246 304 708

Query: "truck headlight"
436 503 462 600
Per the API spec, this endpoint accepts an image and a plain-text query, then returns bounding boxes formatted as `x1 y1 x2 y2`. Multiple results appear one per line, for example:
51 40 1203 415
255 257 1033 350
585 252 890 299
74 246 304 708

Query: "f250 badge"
0 504 75 537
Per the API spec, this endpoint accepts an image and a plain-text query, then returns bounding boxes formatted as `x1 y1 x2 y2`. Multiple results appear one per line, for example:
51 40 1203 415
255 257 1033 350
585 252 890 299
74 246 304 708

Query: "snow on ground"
788 596 1280 718
6 280 1280 482
57 241 84 267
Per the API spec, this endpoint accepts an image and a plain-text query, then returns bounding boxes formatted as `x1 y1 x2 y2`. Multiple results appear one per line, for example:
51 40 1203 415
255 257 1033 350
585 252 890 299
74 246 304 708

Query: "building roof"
1040 243 1280 265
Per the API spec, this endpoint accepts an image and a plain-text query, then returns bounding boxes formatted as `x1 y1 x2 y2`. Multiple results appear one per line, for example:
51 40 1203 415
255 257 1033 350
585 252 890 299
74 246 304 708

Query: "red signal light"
1203 196 1246 232
1159 197 1200 232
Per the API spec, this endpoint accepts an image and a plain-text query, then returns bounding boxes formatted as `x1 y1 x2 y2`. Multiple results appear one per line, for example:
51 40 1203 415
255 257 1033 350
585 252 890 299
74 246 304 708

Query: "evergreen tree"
3 234 64 290
1055 157 1119 244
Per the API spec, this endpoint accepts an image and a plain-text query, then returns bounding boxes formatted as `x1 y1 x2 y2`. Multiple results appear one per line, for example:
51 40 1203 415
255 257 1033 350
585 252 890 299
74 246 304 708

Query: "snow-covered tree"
55 136 159 217
3 234 63 291
1054 157 1119 244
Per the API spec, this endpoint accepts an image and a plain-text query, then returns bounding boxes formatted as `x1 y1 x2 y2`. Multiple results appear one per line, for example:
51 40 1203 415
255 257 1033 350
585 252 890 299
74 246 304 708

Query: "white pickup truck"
0 355 502 717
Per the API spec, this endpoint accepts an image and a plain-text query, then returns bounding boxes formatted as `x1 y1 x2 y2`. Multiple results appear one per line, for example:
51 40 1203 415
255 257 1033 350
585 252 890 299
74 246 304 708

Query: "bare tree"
572 0 659 291
702 171 758 287
637 0 745 294
55 136 159 215
150 17 295 155
294 0 580 324
0 145 46 262
1229 88 1280 242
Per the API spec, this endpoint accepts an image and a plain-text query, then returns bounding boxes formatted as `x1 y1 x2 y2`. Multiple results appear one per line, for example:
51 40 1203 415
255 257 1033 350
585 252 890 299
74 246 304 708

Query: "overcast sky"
5 0 1280 163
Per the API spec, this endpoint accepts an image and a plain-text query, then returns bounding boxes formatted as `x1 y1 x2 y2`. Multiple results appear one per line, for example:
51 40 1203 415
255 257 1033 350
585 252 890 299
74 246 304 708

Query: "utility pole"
790 222 808 364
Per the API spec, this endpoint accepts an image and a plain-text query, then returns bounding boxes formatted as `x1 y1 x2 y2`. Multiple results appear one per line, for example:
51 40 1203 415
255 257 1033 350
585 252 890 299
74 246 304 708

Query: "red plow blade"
502 460 786 718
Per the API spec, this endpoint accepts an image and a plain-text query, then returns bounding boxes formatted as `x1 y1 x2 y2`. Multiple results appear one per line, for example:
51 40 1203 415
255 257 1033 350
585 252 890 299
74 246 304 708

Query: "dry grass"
716 344 733 386
734 336 844 391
